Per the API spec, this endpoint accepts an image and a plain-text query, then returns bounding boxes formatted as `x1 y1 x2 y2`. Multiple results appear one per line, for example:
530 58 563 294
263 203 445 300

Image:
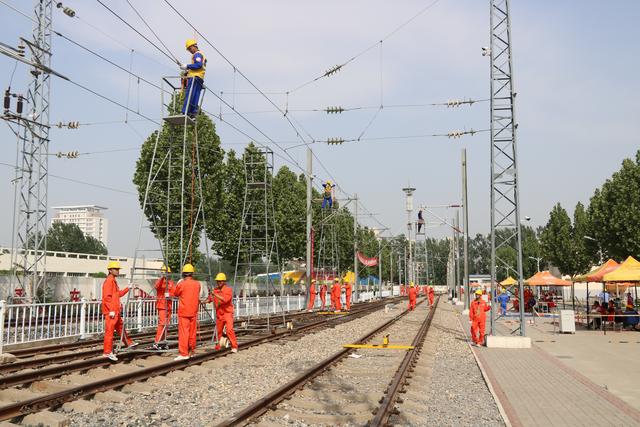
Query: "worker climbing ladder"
233 147 286 329
127 76 215 350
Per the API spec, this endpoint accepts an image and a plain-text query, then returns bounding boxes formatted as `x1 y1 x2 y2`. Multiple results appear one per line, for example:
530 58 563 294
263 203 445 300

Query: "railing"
0 290 395 352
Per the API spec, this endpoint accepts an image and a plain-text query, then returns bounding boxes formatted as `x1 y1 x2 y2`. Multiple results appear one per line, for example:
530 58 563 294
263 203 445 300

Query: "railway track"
218 297 439 426
0 297 398 422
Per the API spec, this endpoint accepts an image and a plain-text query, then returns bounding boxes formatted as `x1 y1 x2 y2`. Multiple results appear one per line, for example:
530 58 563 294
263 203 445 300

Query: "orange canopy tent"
603 256 640 282
525 271 572 286
573 259 620 283
500 276 518 286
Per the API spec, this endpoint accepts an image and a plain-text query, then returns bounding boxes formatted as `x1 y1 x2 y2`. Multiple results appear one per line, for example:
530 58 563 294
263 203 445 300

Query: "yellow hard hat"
326 180 332 185
334 278 340 282
215 272 227 281
475 289 483 295
185 38 197 49
182 263 195 273
410 282 415 287
161 265 171 273
107 261 121 270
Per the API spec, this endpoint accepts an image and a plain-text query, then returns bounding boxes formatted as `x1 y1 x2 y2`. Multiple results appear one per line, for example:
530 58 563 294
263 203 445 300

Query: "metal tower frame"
315 209 340 288
233 148 284 315
130 77 214 346
8 0 53 302
489 0 525 336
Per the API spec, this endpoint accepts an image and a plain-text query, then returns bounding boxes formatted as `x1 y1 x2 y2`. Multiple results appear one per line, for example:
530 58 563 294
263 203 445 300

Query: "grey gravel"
400 302 504 427
65 304 405 426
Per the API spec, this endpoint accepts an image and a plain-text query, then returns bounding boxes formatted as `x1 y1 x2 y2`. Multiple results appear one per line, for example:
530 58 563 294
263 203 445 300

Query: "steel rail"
370 296 440 426
217 297 435 427
0 298 396 421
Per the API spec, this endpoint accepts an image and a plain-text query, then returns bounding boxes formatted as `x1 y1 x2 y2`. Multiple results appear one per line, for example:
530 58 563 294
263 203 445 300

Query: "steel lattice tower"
10 0 53 301
488 0 525 335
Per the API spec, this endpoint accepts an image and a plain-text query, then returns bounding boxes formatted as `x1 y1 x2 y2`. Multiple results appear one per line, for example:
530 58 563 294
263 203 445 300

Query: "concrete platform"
462 312 640 426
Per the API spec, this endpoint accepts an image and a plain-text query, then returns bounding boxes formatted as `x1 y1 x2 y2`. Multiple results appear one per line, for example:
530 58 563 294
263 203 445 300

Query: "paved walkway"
460 309 640 427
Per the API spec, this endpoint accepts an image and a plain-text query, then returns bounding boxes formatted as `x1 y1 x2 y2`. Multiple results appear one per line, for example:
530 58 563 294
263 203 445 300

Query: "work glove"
179 63 188 70
109 311 115 318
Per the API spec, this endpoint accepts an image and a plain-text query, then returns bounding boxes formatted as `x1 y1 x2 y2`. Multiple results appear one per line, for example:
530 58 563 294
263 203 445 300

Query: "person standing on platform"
307 279 317 312
331 278 342 311
408 283 417 311
319 281 328 310
173 264 201 360
497 289 510 316
154 265 176 349
102 261 137 361
343 280 353 310
470 289 491 346
179 39 206 118
207 273 238 353
428 285 435 306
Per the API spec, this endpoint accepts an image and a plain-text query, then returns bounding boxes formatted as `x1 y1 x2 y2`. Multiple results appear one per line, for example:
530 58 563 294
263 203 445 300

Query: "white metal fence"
0 290 393 352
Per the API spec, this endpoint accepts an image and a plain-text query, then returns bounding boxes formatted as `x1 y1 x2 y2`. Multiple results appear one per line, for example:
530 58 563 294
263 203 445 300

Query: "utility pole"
7 0 54 302
462 149 470 310
402 186 416 284
455 211 461 300
488 0 525 336
353 193 358 300
305 147 313 305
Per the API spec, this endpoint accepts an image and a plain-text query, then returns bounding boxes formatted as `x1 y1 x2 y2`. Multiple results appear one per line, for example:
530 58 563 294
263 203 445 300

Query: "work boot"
103 353 118 361
152 343 160 350
231 348 238 353
174 355 190 361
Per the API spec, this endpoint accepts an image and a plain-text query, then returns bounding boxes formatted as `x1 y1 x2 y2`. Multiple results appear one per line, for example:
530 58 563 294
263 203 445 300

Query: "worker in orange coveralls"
319 281 328 310
154 265 176 349
307 279 317 312
343 280 353 311
207 273 238 353
331 278 342 311
102 261 137 361
173 263 201 360
428 286 435 307
470 289 491 346
408 283 417 311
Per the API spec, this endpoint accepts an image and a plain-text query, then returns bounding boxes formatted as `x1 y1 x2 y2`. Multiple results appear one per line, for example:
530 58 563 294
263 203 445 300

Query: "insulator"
325 106 344 114
63 7 75 17
17 43 25 57
326 138 344 145
4 89 10 111
324 65 343 77
16 96 23 115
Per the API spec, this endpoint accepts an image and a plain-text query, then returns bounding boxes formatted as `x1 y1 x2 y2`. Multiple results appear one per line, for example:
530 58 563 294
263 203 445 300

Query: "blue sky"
0 0 638 256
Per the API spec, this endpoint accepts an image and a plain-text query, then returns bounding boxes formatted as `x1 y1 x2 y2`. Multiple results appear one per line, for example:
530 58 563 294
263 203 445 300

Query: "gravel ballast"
64 301 410 426
415 302 504 427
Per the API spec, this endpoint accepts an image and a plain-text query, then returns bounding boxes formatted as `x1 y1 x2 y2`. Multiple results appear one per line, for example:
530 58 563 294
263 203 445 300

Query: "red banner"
357 251 378 267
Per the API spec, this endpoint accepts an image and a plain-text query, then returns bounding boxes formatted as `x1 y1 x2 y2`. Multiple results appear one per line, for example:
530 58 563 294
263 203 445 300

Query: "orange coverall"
307 282 316 310
331 283 342 311
154 276 176 343
210 283 238 350
469 298 491 345
408 287 417 310
428 287 435 306
174 277 201 356
102 275 132 354
344 283 352 310
319 284 327 309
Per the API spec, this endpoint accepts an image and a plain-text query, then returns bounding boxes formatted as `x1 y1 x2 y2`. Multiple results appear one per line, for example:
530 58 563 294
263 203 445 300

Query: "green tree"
588 151 640 260
540 203 576 275
273 166 306 262
46 222 107 255
572 202 594 274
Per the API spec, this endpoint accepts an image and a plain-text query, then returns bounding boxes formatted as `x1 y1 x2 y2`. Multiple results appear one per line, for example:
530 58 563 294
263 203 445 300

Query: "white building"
51 205 109 246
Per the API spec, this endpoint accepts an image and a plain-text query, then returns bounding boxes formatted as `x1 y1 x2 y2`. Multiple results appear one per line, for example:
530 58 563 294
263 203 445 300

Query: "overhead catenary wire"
287 0 444 94
94 0 179 64
124 0 179 64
